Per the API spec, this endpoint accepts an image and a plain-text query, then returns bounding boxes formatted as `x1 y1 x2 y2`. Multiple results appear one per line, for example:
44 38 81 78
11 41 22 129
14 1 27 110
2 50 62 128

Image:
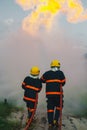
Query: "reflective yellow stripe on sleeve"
25 85 40 91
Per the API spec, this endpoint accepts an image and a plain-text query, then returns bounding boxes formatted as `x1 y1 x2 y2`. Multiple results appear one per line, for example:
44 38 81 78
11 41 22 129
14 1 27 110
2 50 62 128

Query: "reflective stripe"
25 85 40 91
24 96 36 102
46 92 63 95
28 108 35 112
46 79 66 83
47 109 54 112
56 107 62 110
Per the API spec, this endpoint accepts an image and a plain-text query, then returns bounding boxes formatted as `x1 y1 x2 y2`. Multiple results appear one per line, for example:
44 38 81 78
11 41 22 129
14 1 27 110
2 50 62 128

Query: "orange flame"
16 0 87 35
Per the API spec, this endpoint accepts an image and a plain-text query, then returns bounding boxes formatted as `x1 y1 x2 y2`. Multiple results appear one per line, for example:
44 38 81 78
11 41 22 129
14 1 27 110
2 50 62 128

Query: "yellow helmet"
50 60 60 68
30 66 40 75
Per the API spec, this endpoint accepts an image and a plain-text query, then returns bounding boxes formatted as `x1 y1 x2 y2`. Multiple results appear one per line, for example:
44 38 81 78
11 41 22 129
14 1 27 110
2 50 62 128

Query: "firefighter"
40 60 66 128
22 66 42 122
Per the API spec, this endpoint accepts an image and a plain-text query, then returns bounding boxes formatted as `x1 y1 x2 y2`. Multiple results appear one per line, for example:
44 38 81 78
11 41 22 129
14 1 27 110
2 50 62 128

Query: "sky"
0 0 87 114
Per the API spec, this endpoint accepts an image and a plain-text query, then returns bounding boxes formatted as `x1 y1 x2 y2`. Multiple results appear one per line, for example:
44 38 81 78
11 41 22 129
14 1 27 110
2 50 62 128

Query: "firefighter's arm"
22 81 26 89
21 77 28 89
62 79 66 86
37 81 42 93
60 71 66 86
40 75 46 83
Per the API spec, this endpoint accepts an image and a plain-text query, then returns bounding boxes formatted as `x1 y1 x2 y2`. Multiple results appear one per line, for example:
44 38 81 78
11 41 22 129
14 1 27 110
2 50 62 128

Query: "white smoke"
0 23 87 114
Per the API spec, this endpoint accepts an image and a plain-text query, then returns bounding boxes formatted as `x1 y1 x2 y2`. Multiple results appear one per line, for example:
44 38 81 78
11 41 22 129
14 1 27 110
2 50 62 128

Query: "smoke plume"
0 28 87 115
0 0 87 116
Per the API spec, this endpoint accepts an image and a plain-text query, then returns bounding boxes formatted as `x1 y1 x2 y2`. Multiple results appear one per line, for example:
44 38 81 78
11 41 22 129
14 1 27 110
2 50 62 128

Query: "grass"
0 118 21 130
0 101 23 130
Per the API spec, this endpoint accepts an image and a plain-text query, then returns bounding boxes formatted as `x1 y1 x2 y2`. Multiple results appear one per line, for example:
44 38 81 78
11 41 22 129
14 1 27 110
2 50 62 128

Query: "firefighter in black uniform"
40 60 66 128
22 66 42 122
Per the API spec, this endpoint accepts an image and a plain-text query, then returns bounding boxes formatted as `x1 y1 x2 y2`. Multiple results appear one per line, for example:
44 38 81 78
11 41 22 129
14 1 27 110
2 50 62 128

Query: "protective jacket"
40 69 66 98
22 76 42 103
40 68 66 124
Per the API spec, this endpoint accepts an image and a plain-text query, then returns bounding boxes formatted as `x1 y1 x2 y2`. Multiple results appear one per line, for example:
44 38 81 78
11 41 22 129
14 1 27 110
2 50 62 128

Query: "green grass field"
0 101 23 130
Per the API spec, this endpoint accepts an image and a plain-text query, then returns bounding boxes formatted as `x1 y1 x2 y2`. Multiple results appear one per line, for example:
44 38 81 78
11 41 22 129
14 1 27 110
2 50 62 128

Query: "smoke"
84 53 87 59
0 0 87 114
0 26 87 115
15 0 87 35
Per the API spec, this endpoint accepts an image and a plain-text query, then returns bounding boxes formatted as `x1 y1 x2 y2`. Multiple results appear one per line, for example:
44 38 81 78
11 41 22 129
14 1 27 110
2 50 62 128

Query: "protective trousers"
47 96 63 124
26 101 35 119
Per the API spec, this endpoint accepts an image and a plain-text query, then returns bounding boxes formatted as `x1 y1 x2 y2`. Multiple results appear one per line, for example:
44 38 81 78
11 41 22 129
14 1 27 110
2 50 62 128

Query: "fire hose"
59 84 63 130
24 93 38 130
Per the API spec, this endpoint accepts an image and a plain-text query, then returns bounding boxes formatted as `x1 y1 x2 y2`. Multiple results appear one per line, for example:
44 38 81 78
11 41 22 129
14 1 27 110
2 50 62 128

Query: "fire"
16 0 87 35
66 0 84 22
